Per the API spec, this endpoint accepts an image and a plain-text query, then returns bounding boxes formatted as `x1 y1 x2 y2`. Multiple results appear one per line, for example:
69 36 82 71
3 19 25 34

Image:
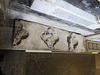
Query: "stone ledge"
9 2 96 35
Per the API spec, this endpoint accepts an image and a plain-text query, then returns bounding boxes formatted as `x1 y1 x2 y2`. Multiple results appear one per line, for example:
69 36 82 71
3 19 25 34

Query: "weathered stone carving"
40 27 59 49
67 33 78 51
13 21 29 46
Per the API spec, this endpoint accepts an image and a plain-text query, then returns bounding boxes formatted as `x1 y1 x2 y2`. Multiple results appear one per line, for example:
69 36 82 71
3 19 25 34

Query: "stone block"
0 27 13 48
13 20 86 52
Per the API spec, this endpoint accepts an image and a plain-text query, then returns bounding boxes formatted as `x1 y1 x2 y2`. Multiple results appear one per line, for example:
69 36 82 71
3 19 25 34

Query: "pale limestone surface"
31 0 98 29
13 20 86 52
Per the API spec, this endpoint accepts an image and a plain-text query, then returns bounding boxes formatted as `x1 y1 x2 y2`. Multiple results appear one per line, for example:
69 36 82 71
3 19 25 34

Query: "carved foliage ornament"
40 27 59 49
13 21 29 46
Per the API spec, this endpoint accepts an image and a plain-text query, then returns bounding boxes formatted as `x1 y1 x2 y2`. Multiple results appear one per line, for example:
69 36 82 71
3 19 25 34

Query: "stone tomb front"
13 20 85 53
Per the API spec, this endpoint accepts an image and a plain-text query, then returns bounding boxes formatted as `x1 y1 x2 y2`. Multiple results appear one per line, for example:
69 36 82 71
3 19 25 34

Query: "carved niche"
67 33 78 51
40 27 59 49
13 21 29 46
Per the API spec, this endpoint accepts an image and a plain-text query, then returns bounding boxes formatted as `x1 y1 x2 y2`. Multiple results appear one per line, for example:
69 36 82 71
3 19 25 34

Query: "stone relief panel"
40 27 59 49
13 20 86 52
13 21 29 46
67 32 78 52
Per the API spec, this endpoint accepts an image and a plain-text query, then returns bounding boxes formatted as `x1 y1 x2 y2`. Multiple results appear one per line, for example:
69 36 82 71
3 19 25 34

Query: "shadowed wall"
0 51 95 75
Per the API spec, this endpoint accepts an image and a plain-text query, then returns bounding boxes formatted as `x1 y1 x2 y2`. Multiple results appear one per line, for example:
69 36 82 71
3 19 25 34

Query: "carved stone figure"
67 32 78 51
13 21 29 46
40 27 59 49
67 33 72 51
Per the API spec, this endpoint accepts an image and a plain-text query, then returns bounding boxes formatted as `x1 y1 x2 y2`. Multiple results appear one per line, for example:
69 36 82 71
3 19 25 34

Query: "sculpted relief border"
13 20 85 53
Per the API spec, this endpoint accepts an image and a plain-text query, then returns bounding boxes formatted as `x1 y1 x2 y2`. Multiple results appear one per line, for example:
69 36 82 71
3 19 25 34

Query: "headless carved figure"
67 33 78 51
13 21 29 46
40 27 59 49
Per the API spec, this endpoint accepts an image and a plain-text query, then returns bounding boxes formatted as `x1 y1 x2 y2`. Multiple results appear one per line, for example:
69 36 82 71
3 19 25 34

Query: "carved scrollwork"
13 21 29 46
67 33 78 51
40 27 59 49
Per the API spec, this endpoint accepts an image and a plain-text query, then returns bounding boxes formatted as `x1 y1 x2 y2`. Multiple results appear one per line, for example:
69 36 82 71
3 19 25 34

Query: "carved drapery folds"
13 21 29 46
40 27 59 49
67 33 78 51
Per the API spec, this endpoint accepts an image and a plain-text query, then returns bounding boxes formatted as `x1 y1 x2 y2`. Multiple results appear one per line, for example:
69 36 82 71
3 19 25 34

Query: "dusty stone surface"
0 27 13 48
0 51 95 75
13 20 85 52
13 21 29 46
26 53 95 75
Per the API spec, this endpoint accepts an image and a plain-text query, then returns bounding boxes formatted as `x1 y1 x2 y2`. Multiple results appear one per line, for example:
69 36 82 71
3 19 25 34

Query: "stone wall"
0 0 13 48
13 20 86 52
1 51 26 75
0 51 96 75
95 55 100 75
